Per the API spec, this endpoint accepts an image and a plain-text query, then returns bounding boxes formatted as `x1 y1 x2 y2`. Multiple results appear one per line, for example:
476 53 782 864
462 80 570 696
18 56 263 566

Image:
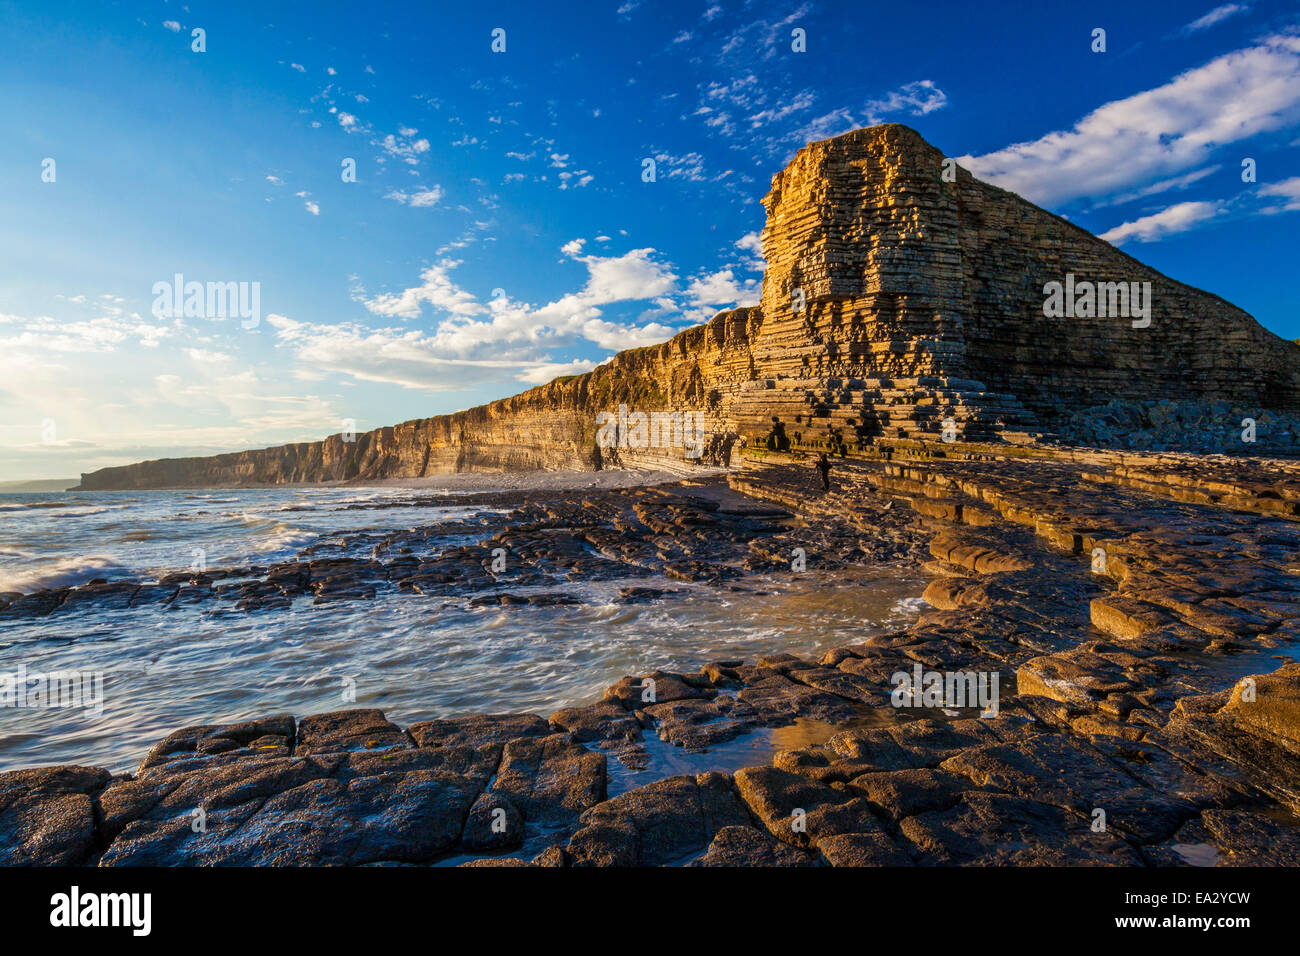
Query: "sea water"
0 486 926 773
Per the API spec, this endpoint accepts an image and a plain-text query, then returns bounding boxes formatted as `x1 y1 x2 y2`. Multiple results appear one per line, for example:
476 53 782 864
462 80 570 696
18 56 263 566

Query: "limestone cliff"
78 124 1300 490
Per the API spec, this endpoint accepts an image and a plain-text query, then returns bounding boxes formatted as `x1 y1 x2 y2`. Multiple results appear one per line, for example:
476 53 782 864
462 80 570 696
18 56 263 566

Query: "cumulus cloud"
374 130 430 165
557 170 593 189
735 231 765 268
684 269 761 307
363 260 486 319
335 250 684 386
384 186 443 207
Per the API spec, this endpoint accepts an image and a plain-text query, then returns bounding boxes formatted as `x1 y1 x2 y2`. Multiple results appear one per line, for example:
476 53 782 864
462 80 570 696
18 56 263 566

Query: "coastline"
4 446 1300 866
28 467 727 496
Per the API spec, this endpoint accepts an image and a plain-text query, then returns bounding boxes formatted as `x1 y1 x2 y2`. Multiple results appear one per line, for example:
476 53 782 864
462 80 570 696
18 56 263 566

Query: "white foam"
0 555 128 593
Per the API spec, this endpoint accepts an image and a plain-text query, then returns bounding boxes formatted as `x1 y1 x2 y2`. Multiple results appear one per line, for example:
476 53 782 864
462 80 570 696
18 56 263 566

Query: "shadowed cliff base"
76 124 1300 491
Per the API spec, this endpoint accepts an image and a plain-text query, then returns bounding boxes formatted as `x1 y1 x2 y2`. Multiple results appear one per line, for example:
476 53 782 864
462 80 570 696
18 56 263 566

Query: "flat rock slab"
407 713 551 750
296 709 410 754
0 766 111 865
491 734 607 828
567 772 752 866
688 825 820 867
899 791 1143 865
99 750 482 866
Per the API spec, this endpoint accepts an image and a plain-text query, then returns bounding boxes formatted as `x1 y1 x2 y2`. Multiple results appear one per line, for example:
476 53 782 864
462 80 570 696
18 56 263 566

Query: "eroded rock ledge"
5 444 1300 867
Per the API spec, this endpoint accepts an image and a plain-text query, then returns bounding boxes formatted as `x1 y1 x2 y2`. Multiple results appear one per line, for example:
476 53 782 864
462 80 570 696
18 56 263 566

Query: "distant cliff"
79 309 761 489
79 124 1300 490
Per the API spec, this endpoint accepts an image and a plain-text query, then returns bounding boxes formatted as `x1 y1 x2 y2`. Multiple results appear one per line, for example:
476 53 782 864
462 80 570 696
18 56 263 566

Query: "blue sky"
2 0 1299 481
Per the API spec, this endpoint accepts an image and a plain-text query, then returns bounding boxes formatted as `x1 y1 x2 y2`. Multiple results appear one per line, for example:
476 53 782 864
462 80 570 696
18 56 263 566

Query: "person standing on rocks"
815 452 832 492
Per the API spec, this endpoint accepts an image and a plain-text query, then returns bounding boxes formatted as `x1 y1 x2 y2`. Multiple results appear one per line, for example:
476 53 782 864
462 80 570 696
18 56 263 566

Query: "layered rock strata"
78 125 1300 490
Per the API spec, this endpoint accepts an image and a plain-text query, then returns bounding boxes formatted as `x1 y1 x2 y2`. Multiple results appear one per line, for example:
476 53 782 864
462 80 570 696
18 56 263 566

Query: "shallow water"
0 486 489 593
0 487 927 773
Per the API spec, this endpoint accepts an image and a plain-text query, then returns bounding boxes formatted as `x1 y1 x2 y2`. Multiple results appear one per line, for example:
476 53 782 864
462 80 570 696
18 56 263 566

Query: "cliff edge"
79 124 1300 489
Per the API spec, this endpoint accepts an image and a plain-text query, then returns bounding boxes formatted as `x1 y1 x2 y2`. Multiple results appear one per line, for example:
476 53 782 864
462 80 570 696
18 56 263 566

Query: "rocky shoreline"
4 442 1300 866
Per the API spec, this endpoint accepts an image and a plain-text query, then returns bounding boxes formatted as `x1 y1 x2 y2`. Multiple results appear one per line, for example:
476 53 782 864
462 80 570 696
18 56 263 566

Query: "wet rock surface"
0 479 917 619
5 443 1300 866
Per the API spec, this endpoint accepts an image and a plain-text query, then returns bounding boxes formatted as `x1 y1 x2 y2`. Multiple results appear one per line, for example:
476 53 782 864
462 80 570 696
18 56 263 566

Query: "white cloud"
1181 4 1251 35
717 5 812 61
363 261 487 318
1259 175 1300 211
1099 200 1225 244
353 252 681 370
684 269 761 307
736 231 764 264
184 348 233 364
576 248 677 303
374 131 430 165
0 312 173 353
961 32 1300 207
267 313 598 392
515 359 599 385
653 151 708 181
1099 166 1221 206
747 91 816 129
162 20 181 32
776 80 949 150
384 186 443 207
863 80 948 124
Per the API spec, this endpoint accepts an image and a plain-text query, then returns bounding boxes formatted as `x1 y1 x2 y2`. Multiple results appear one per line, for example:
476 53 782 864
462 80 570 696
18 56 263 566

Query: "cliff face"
80 308 765 489
79 124 1300 490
